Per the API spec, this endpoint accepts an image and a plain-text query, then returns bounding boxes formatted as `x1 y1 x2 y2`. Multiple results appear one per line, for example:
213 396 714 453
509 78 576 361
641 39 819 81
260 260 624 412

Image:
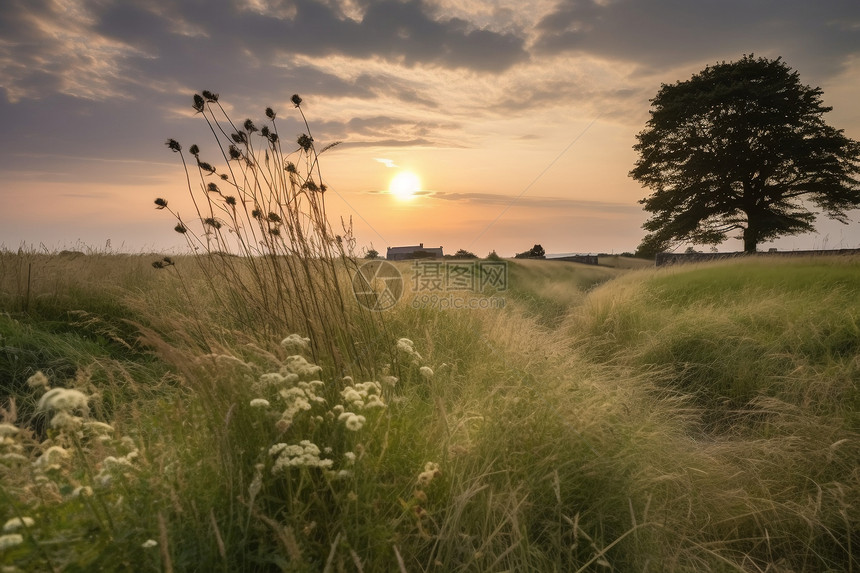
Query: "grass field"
1 250 858 571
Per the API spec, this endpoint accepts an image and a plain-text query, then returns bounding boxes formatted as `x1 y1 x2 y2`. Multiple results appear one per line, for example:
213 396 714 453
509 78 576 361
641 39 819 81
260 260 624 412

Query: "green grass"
1 251 858 571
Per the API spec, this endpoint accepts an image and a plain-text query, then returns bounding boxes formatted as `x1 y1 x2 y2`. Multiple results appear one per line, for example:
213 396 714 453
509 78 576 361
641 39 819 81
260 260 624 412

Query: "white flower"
342 413 366 432
3 517 34 532
71 486 93 498
381 375 398 387
37 388 89 414
250 399 270 408
281 355 322 379
0 534 23 550
417 462 441 487
419 366 434 380
142 539 158 549
0 424 19 438
50 412 82 431
26 371 49 389
280 334 311 352
396 338 422 361
344 452 356 465
33 446 68 470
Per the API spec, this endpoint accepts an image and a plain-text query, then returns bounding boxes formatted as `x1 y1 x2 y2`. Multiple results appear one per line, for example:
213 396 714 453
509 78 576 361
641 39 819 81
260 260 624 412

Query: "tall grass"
2 230 859 567
157 92 386 373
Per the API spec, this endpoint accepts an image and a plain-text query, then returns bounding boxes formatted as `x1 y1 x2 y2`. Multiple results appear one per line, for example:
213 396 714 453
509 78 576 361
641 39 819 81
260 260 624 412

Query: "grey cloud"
533 0 860 79
430 191 641 213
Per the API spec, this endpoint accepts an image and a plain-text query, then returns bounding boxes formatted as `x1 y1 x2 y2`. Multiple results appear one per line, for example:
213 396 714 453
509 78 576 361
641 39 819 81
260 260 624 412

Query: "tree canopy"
631 55 860 255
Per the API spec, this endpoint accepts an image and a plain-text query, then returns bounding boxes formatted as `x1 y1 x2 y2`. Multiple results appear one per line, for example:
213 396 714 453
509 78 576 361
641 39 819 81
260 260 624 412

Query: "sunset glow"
0 2 857 255
388 171 421 201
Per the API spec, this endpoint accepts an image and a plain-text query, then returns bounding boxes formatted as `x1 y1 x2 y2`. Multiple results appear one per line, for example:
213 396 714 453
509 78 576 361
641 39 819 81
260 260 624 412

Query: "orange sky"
1 1 859 256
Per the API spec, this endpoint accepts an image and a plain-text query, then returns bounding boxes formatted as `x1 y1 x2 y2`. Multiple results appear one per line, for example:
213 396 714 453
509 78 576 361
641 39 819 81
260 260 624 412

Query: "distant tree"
364 248 379 259
452 249 478 259
514 244 546 259
486 250 502 261
631 54 860 254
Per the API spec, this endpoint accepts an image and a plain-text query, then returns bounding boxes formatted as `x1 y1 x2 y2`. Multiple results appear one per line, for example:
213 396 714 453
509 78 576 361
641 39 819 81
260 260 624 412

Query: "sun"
389 171 421 200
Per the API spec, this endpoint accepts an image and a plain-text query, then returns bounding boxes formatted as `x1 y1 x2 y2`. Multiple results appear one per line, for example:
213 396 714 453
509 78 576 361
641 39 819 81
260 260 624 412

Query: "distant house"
386 243 444 261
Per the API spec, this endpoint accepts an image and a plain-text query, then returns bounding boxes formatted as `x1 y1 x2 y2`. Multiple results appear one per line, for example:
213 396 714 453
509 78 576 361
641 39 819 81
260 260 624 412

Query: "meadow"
1 249 858 572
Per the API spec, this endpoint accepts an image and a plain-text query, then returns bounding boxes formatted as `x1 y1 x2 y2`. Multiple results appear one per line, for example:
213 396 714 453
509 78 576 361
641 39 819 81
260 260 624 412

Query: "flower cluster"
417 462 441 488
280 334 311 353
396 338 422 363
270 441 334 473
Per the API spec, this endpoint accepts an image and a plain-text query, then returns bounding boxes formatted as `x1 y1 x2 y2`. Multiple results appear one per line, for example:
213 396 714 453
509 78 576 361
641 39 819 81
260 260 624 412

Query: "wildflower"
265 107 276 119
291 94 302 107
417 462 441 487
207 182 220 193
231 131 248 145
198 161 216 174
250 399 270 408
3 517 34 532
244 119 257 133
83 421 114 434
339 412 366 432
225 195 237 206
174 223 187 234
189 144 200 156
280 334 311 352
37 388 88 414
270 440 333 472
154 198 168 209
381 375 398 387
396 338 422 361
50 411 82 431
71 486 93 498
0 534 23 550
202 90 219 102
281 355 322 379
203 217 222 229
285 162 297 173
142 539 158 549
26 371 49 389
166 138 182 152
229 145 241 160
419 366 434 380
344 452 356 465
0 424 18 438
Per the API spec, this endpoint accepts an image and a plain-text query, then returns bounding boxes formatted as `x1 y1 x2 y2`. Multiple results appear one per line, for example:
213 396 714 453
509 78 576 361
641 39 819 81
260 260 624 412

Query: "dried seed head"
231 132 248 145
265 107 276 119
202 90 219 102
207 182 220 193
297 134 313 151
203 217 222 229
154 198 168 209
251 208 262 219
225 196 236 206
165 139 181 152
229 145 241 160
174 223 187 234
285 162 297 173
192 94 205 113
291 94 302 107
189 144 200 156
244 119 257 133
198 161 216 174
267 212 281 223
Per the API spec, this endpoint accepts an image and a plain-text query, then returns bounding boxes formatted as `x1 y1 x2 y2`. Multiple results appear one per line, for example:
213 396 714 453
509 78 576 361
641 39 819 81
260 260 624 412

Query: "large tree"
631 55 860 254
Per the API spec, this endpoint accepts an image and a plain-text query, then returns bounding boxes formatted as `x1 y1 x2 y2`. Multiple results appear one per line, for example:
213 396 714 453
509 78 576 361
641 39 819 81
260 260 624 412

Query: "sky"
1 0 859 257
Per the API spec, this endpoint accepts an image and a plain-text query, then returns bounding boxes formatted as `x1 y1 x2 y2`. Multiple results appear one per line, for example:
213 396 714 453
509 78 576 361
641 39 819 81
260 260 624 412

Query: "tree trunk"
743 225 757 253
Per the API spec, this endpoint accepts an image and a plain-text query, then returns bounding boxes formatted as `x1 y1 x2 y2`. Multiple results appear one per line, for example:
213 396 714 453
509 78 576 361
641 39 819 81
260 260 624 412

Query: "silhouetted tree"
631 55 860 254
515 244 546 259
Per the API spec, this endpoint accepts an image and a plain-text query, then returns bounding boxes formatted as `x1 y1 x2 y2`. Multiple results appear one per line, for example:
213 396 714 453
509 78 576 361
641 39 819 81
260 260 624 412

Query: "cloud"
533 0 860 78
375 158 398 167
423 190 642 213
